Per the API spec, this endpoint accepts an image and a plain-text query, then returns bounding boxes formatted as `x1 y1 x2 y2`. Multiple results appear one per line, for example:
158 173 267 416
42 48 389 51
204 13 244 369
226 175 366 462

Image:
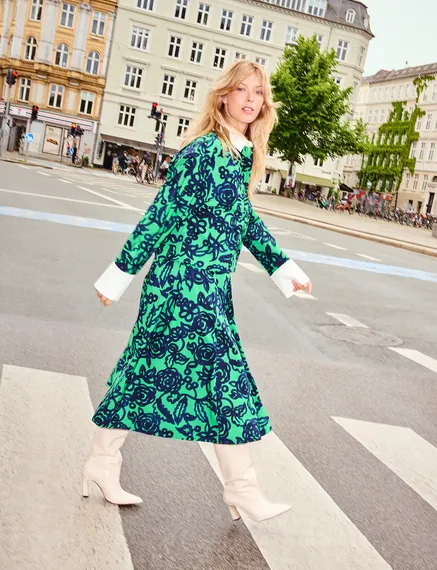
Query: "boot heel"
228 505 241 521
82 478 90 498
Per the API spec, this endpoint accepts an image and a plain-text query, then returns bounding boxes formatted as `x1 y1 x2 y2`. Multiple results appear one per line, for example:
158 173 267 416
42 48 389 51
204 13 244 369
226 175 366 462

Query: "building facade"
95 0 372 192
0 0 116 161
344 62 437 215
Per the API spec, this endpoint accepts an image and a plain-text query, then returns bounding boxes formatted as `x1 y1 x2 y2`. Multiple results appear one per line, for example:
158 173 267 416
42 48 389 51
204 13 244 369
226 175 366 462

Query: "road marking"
289 232 318 241
272 229 293 236
356 254 382 262
143 200 152 205
57 178 73 184
199 433 391 569
266 225 280 230
326 313 368 328
324 243 348 251
103 188 137 197
77 186 142 212
333 416 437 513
18 165 30 169
0 365 134 570
294 290 318 300
238 261 264 273
388 348 437 374
36 171 51 177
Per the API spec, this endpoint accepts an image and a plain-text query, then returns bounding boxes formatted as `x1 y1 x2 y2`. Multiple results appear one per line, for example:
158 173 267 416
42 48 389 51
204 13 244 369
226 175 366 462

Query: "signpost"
24 132 34 163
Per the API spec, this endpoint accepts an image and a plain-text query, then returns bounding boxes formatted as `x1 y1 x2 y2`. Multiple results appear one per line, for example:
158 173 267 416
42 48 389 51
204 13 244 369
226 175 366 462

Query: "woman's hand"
97 290 112 307
293 280 312 295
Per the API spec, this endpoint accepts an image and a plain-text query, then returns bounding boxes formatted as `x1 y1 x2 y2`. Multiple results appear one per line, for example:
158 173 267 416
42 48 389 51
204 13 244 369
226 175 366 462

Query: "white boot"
214 443 291 522
83 427 143 505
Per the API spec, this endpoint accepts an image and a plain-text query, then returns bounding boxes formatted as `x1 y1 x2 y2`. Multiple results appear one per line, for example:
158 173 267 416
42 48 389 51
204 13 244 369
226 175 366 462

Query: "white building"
95 0 373 193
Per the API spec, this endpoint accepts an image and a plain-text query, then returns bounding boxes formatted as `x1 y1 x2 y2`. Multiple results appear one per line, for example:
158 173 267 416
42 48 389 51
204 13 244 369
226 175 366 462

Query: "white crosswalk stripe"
326 313 368 328
356 254 382 262
324 243 348 251
388 348 437 374
36 171 51 177
237 262 317 299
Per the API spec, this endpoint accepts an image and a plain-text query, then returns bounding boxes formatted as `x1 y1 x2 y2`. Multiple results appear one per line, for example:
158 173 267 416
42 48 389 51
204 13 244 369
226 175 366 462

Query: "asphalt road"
1 161 437 570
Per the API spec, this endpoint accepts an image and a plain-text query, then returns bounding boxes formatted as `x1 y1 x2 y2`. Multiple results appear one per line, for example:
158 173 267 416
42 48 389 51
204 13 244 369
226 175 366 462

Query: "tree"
269 36 367 174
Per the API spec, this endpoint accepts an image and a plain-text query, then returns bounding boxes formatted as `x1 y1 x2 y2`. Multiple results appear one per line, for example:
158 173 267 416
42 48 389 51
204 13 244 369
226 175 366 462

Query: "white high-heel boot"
82 427 143 505
214 443 291 522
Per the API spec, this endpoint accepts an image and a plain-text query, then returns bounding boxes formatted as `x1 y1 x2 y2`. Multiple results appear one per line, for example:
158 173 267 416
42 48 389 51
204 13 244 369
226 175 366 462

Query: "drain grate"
317 325 403 347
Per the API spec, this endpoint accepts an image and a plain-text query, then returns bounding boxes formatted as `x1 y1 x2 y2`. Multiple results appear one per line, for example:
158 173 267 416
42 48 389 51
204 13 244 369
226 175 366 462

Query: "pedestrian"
350 195 358 215
84 60 312 522
71 142 77 165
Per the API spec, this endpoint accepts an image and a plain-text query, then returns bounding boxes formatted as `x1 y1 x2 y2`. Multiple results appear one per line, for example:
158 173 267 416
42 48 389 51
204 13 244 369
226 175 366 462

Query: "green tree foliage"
269 35 367 170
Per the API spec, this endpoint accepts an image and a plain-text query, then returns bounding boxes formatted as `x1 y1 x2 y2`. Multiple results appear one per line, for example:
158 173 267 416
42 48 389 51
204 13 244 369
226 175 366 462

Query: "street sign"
25 133 34 143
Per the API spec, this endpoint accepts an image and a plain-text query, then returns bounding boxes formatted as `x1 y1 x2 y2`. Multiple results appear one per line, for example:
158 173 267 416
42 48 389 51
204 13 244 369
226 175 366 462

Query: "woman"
83 61 311 522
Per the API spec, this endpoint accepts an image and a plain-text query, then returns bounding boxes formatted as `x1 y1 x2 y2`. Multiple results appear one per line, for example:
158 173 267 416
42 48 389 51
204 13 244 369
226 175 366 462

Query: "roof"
363 62 437 84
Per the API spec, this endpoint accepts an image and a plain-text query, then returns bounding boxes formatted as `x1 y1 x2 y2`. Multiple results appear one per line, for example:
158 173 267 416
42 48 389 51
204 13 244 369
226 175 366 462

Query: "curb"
253 206 437 259
0 157 53 169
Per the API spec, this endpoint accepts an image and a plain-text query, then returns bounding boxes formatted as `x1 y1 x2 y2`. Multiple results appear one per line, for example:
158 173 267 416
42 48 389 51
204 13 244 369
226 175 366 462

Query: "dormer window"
346 9 356 23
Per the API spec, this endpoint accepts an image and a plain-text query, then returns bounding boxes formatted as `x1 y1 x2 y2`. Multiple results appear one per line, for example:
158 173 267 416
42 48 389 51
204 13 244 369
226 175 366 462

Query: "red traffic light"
152 102 158 110
12 71 18 78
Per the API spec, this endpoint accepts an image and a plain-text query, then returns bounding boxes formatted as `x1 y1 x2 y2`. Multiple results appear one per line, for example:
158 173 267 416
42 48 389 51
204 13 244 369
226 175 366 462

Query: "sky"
363 0 437 76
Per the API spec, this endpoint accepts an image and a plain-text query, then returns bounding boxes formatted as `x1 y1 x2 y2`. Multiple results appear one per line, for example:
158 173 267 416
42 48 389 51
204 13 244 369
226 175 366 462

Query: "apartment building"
0 0 116 160
344 62 437 215
95 0 372 192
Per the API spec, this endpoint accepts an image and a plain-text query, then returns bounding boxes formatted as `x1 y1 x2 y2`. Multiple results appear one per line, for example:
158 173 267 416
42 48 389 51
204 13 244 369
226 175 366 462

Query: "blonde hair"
182 60 277 198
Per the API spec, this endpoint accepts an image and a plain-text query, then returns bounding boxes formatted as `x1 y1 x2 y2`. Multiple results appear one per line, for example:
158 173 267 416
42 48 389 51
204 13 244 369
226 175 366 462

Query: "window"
260 20 273 41
184 79 197 101
374 110 379 123
419 142 426 160
197 3 210 25
118 105 136 127
92 11 106 36
406 84 411 98
18 78 31 102
410 142 417 159
131 26 150 51
80 91 95 115
422 175 428 191
432 84 437 101
426 113 432 130
175 0 188 19
314 157 324 167
380 109 386 123
417 117 422 131
213 48 226 69
337 40 349 61
423 88 429 102
316 34 323 48
429 143 435 161
235 52 246 61
48 84 64 109
125 66 143 89
405 173 410 188
346 9 355 23
413 174 419 190
285 26 298 45
240 14 253 36
368 109 373 123
221 9 233 31
155 113 168 132
137 0 154 10
30 0 42 21
169 36 182 58
255 57 266 67
190 41 204 64
177 117 190 137
307 0 326 17
60 3 75 28
24 37 37 61
162 74 175 96
86 51 100 75
55 43 69 68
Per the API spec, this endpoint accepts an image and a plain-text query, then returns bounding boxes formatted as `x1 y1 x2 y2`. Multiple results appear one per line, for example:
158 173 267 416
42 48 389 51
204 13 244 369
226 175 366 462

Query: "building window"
177 117 190 137
92 11 106 36
168 36 182 58
346 9 356 23
221 9 233 31
24 37 37 61
175 0 188 19
55 43 69 68
337 40 349 61
137 0 154 10
255 57 266 67
118 105 136 127
155 113 168 132
131 26 150 51
413 174 419 190
368 109 373 123
18 78 31 102
197 3 210 25
429 143 435 161
30 0 42 21
426 113 433 130
422 175 429 191
314 157 324 167
432 84 437 101
405 173 410 188
307 0 326 17
184 79 197 101
60 3 75 28
285 26 298 45
240 14 253 36
79 91 95 115
213 48 226 69
419 142 426 160
316 34 323 48
406 84 412 98
162 74 175 96
86 51 100 75
190 41 204 64
125 66 143 89
410 142 417 159
417 117 422 130
235 52 246 60
260 20 273 41
48 84 64 109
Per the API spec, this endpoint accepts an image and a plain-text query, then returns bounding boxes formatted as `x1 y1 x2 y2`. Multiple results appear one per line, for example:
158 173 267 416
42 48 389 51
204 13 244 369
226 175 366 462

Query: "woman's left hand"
293 280 312 295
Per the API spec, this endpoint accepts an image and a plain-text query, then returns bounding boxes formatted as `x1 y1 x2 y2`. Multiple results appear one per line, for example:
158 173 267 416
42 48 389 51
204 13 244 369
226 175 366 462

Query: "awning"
100 133 178 155
295 172 334 188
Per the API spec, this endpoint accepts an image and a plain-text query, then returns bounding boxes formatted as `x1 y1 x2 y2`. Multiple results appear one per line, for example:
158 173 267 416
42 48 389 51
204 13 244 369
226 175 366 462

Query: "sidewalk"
252 193 437 258
0 150 78 170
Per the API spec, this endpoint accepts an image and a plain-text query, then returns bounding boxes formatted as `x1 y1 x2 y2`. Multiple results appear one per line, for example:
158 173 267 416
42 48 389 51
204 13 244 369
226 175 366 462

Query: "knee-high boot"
82 427 143 505
214 443 291 522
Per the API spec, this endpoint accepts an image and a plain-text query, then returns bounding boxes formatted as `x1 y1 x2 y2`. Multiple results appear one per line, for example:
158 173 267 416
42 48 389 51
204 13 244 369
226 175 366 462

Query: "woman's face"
223 72 265 133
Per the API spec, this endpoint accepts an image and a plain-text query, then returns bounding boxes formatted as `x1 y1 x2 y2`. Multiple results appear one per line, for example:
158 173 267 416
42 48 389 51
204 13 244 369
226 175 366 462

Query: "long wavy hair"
181 60 277 198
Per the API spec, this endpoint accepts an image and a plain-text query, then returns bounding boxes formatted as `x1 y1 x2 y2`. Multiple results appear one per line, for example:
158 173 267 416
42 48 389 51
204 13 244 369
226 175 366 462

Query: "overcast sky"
363 0 437 76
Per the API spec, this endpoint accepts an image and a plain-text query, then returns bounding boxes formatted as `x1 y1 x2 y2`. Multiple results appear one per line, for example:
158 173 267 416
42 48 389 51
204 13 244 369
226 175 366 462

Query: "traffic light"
31 105 39 121
70 122 77 136
6 69 18 86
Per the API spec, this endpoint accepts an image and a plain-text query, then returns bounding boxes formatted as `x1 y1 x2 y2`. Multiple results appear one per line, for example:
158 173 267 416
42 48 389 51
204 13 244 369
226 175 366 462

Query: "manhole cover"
317 325 403 347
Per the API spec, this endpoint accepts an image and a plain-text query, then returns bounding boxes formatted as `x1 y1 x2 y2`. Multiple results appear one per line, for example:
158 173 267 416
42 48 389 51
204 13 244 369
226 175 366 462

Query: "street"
1 161 437 570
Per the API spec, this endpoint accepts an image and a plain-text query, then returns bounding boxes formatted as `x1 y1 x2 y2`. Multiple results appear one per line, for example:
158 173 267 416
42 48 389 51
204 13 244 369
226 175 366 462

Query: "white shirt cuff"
271 259 310 298
94 262 135 302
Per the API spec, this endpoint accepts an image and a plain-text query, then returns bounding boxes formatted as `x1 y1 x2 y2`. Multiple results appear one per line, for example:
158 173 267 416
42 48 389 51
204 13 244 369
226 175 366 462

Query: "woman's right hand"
97 290 112 307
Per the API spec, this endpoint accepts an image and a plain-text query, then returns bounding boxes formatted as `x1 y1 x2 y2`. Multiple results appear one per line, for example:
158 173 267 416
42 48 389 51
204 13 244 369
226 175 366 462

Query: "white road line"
272 229 293 236
293 290 318 300
238 261 264 273
77 186 142 212
356 254 382 262
289 232 318 241
57 178 73 184
143 200 152 205
199 433 391 569
324 243 348 251
0 188 136 209
36 171 51 177
333 416 437 513
388 348 437 374
18 164 30 169
327 313 368 328
266 225 280 230
0 365 134 570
